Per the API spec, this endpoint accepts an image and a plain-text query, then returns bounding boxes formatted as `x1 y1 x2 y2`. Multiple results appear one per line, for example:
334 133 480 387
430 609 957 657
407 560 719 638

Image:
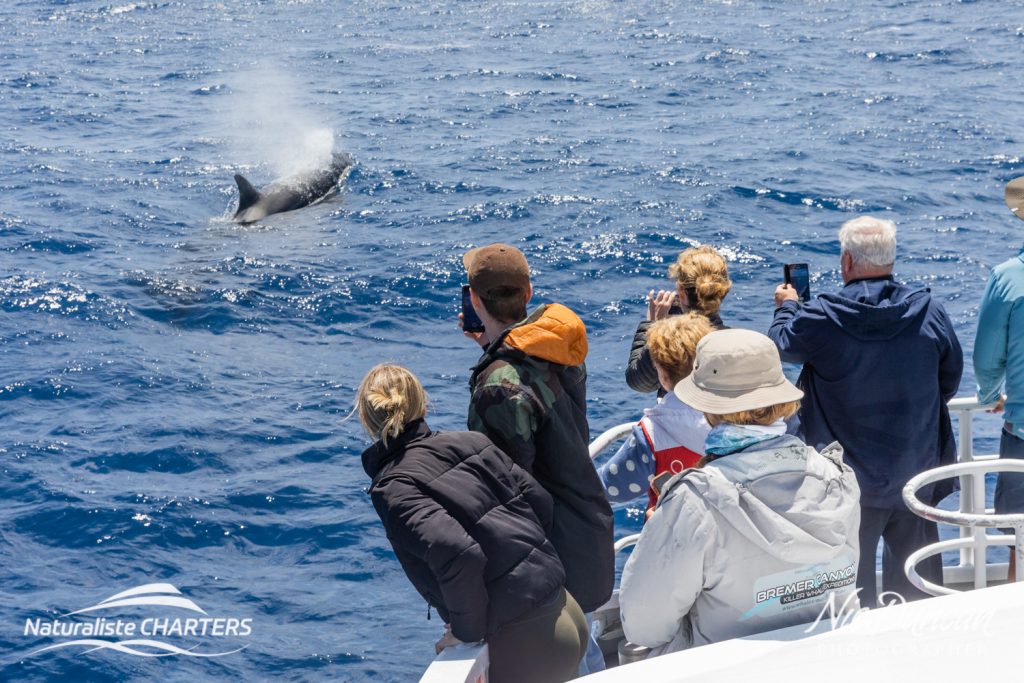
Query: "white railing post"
1017 527 1024 583
972 459 987 589
955 404 975 570
947 397 997 589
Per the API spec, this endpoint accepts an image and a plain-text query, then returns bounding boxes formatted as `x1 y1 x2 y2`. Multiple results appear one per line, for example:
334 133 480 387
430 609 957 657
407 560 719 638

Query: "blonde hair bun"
667 245 732 315
356 364 427 446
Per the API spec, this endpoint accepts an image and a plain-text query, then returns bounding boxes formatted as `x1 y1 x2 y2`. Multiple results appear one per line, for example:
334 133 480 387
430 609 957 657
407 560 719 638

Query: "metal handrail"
614 533 641 554
589 423 634 460
947 397 994 411
903 460 1024 592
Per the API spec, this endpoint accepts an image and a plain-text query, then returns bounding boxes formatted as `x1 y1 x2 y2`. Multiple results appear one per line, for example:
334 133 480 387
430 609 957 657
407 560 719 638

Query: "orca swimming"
232 152 352 223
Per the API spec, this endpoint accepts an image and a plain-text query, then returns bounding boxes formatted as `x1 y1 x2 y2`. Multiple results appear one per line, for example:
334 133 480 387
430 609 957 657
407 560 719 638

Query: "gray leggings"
487 588 588 683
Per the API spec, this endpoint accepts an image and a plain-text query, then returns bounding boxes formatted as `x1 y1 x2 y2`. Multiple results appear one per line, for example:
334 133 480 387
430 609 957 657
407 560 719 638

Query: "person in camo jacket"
459 243 614 674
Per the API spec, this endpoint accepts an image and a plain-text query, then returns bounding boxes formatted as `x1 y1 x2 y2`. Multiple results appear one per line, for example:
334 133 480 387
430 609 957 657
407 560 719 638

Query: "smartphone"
461 285 485 333
651 471 674 497
784 263 811 303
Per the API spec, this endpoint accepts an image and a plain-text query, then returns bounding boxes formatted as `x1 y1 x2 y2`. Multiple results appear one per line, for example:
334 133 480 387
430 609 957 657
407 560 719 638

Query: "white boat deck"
580 581 1023 682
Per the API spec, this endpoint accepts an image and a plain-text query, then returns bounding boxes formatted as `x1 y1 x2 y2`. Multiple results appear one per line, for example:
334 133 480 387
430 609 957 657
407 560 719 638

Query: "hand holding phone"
647 289 676 321
783 263 811 303
461 285 485 334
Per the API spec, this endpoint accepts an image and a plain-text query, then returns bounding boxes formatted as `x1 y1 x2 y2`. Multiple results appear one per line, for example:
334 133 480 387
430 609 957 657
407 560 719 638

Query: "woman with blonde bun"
356 364 587 683
625 245 732 395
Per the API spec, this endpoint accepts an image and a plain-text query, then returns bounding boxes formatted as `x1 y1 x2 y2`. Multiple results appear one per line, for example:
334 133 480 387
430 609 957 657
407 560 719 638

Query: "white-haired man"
768 216 963 607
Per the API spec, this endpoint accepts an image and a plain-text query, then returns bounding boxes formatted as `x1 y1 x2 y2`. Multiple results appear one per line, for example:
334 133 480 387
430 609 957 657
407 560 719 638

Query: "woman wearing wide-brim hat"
618 328 861 657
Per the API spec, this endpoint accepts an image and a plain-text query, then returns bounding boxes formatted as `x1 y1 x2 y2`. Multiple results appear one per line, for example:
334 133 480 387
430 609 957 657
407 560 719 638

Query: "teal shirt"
974 247 1024 439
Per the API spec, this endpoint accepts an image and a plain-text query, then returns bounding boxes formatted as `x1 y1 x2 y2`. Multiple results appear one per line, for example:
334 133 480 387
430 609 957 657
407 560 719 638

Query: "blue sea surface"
2 1 1022 680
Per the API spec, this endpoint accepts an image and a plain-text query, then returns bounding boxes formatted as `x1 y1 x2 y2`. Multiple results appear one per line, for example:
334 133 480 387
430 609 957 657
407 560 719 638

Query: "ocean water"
1 0 1022 680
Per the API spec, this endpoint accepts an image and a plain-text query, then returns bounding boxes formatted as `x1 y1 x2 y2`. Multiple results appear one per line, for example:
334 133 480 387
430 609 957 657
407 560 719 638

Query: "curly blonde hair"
356 364 427 446
704 400 801 428
646 313 716 386
667 245 732 315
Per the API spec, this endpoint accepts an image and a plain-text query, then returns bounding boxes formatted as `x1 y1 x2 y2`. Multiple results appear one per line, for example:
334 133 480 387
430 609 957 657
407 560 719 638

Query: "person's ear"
525 282 533 305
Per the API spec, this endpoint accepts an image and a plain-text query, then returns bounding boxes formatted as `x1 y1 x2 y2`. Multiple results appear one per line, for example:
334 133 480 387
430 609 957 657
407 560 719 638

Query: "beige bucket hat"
1006 177 1024 222
674 328 804 413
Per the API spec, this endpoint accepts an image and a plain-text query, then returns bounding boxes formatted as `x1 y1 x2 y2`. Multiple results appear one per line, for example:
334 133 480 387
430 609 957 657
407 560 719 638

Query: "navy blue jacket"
768 277 963 508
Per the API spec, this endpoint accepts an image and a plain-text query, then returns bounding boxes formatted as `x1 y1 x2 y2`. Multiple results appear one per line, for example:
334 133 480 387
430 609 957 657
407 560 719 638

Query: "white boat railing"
918 396 1024 590
589 423 634 460
418 642 488 683
903 459 1024 592
947 397 998 575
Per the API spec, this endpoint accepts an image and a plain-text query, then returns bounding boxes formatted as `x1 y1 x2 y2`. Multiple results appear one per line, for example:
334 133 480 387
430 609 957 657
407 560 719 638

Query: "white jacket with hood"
620 435 860 655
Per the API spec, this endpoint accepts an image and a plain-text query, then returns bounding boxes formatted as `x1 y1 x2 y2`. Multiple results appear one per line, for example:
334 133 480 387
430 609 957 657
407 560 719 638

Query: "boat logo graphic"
21 582 253 658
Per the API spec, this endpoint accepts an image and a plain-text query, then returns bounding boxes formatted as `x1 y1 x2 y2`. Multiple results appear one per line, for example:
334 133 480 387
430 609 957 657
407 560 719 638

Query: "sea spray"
223 65 337 179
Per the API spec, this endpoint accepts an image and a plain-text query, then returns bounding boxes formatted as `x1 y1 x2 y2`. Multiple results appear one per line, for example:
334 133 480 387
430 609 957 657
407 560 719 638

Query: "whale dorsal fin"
234 174 261 214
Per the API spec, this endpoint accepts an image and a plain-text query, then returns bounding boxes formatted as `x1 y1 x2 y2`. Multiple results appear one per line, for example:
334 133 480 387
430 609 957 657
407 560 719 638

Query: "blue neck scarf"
704 421 788 456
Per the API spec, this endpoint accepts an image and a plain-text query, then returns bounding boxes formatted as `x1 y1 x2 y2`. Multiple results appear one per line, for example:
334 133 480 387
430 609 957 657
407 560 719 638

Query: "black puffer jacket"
625 310 727 394
362 419 565 643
